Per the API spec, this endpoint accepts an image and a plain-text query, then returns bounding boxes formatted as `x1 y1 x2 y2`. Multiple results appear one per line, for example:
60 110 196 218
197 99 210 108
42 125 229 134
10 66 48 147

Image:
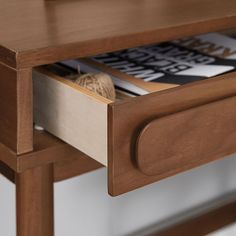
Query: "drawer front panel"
108 74 236 196
136 96 236 176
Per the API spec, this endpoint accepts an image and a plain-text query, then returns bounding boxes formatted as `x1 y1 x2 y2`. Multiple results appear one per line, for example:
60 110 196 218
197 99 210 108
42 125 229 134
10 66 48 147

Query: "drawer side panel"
33 71 108 166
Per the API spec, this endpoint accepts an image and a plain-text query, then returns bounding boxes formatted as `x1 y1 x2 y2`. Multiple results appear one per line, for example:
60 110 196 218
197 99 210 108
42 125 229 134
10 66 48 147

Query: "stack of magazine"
60 33 236 97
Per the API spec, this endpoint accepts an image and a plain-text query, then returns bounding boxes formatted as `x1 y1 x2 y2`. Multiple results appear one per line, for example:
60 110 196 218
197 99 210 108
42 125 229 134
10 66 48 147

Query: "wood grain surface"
136 96 236 176
54 155 102 182
16 165 54 236
1 0 236 68
1 1 236 235
0 62 33 154
0 130 103 176
108 71 236 196
158 200 236 236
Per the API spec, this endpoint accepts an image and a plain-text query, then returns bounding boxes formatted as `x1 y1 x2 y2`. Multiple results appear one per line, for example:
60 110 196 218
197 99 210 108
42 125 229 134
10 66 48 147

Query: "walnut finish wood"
0 131 62 172
0 62 33 154
108 72 236 196
0 130 66 172
1 0 236 235
1 0 236 68
158 200 236 236
16 165 54 236
136 96 236 176
0 130 103 176
54 155 103 182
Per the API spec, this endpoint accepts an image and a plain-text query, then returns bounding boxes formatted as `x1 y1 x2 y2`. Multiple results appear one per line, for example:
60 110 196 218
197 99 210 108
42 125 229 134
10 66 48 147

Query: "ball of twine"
75 73 116 100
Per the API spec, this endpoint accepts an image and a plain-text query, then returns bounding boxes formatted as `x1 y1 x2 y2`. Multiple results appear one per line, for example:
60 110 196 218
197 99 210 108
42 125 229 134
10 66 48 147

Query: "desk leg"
16 164 54 236
0 63 33 154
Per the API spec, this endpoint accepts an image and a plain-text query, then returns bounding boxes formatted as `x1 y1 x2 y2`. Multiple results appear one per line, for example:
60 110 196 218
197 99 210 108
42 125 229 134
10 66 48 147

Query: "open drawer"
33 67 236 196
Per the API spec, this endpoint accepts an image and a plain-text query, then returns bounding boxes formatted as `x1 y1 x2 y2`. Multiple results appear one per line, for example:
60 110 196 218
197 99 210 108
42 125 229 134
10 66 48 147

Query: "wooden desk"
1 0 236 235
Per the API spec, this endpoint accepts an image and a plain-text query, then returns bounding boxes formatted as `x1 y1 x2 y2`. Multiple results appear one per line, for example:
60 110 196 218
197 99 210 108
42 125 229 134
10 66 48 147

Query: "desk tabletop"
1 0 236 68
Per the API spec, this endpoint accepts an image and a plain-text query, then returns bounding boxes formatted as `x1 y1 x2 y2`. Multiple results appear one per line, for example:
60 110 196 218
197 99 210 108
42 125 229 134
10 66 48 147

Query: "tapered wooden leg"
16 164 54 236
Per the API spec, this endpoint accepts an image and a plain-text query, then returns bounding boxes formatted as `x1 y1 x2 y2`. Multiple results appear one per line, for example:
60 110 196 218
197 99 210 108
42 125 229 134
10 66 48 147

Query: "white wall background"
1 154 236 236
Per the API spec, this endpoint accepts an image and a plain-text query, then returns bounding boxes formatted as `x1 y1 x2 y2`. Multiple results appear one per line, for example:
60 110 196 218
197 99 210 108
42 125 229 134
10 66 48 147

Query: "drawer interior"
33 30 236 168
33 63 181 166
